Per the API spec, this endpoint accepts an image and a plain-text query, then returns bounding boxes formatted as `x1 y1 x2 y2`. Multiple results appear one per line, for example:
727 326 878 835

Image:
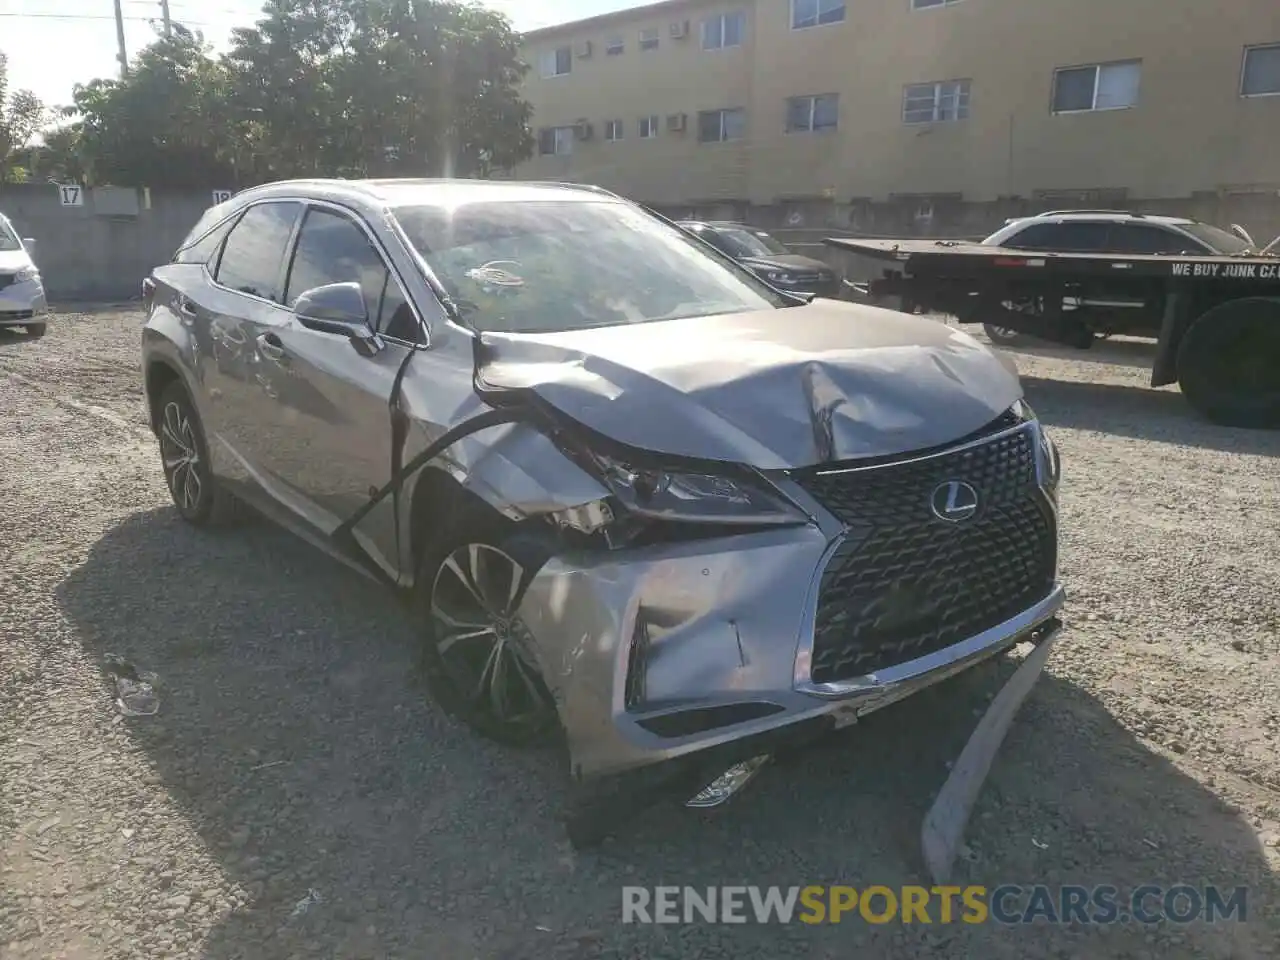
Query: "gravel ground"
2 308 1278 960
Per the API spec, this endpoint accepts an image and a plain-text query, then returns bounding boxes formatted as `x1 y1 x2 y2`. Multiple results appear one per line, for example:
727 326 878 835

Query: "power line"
0 12 209 24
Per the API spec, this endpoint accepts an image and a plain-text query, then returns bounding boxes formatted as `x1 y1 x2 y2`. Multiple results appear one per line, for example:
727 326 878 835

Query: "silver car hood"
475 300 1023 469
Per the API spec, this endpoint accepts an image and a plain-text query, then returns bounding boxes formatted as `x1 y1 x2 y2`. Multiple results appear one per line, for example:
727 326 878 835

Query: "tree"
68 26 244 188
0 51 45 182
224 0 534 179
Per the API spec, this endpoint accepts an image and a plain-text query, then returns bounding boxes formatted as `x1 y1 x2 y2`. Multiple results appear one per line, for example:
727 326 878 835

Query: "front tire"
414 516 560 748
155 381 241 526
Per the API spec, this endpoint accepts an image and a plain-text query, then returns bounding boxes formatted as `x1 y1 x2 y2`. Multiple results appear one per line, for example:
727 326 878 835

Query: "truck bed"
825 237 1280 283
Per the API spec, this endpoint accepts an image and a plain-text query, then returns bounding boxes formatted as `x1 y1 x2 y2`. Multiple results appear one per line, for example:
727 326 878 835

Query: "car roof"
1008 211 1196 227
227 178 624 209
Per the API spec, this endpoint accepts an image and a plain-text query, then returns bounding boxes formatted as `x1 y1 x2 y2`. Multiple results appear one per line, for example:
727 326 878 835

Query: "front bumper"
0 278 49 326
517 472 1063 782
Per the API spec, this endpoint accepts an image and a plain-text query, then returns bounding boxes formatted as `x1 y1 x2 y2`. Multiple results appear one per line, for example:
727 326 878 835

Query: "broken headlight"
551 454 806 537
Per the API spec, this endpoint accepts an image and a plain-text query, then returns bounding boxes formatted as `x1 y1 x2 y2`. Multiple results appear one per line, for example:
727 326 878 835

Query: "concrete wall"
0 184 213 301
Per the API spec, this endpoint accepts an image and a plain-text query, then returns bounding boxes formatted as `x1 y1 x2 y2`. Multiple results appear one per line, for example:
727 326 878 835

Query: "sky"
0 0 632 108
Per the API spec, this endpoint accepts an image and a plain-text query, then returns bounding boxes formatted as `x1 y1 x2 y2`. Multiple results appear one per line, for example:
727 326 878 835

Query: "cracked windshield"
1 1 1277 959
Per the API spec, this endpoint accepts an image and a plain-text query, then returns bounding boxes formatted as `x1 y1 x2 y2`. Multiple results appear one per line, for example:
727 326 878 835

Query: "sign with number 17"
58 184 84 207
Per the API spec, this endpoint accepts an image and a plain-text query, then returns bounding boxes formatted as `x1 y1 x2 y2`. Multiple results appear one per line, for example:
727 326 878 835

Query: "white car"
0 213 48 336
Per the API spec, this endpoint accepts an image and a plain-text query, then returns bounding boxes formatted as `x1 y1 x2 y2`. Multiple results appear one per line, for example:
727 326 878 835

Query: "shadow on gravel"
1022 377 1280 457
57 508 1277 960
1002 336 1157 370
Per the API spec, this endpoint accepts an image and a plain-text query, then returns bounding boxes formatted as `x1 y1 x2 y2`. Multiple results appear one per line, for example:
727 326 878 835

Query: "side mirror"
293 281 383 357
1229 223 1255 248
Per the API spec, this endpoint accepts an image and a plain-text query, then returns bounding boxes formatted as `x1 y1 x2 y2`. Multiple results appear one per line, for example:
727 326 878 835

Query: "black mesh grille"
796 425 1056 684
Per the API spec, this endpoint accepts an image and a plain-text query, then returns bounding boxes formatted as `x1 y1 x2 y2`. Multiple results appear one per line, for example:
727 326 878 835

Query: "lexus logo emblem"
930 480 980 522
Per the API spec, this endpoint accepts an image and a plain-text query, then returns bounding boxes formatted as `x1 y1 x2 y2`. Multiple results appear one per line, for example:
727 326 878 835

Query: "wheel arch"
407 466 512 575
144 358 185 435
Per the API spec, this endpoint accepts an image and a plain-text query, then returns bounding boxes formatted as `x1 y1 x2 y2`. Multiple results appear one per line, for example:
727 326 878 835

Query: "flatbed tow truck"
827 236 1280 429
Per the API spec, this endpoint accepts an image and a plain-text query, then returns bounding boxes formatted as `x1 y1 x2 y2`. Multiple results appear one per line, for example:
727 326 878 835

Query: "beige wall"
517 0 1280 207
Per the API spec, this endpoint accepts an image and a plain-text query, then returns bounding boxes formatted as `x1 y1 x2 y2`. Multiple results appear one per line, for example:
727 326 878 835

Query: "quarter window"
786 93 839 132
903 80 970 123
1241 44 1280 96
1052 60 1141 113
698 108 746 143
791 0 844 30
175 219 234 265
702 12 745 50
213 201 302 302
540 46 572 78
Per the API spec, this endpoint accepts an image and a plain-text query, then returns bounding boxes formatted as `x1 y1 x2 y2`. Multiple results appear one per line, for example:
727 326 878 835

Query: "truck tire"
1176 297 1280 429
983 323 1027 347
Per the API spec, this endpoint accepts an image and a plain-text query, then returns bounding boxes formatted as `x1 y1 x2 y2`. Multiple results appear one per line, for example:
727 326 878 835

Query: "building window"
639 27 660 50
912 0 964 8
791 0 844 30
1241 44 1280 96
606 36 625 55
786 94 839 132
537 126 574 156
702 12 746 50
604 119 624 141
1052 60 1141 113
638 115 660 138
539 46 572 78
902 80 970 123
698 108 746 143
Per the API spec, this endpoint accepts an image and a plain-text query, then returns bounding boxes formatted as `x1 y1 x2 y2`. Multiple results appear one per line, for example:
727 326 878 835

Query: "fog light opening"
685 754 771 808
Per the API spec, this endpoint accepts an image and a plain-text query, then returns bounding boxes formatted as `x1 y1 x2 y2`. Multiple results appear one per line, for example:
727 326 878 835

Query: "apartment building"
516 0 1280 230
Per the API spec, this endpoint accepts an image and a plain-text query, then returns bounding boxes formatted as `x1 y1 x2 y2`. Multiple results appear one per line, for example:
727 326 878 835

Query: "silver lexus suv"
140 178 1064 846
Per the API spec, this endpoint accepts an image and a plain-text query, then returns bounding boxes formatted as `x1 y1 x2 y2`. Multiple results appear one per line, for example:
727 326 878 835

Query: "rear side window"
1002 221 1112 252
213 201 303 302
1109 224 1204 255
174 218 234 265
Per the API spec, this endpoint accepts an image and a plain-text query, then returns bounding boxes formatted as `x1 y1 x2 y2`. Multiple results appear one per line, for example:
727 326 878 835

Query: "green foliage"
4 1 533 188
0 51 46 182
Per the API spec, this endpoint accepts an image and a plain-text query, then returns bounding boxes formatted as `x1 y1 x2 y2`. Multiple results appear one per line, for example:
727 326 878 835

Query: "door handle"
177 296 198 322
256 332 288 362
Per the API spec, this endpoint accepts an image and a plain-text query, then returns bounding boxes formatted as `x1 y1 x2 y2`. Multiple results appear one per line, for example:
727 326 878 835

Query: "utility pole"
113 0 129 78
160 0 172 38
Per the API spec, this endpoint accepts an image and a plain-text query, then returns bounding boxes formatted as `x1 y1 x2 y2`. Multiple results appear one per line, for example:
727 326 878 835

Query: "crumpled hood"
475 300 1023 469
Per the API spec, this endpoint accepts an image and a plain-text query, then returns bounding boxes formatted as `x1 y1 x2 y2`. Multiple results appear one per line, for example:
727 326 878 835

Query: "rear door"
248 202 424 572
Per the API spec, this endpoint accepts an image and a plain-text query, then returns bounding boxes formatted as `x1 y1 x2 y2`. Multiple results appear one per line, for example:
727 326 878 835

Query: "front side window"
213 201 303 302
1241 44 1280 96
1109 224 1205 256
698 108 746 143
540 46 572 78
284 208 387 320
1052 60 1141 113
786 93 839 132
537 127 575 156
903 80 971 123
391 200 787 334
791 0 844 30
702 12 745 50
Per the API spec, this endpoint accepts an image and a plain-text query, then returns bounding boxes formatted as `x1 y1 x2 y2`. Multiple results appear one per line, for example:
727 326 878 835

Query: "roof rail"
524 180 623 199
1039 209 1142 218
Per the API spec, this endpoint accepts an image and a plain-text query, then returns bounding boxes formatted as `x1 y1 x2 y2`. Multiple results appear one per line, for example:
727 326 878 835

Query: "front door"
247 203 424 576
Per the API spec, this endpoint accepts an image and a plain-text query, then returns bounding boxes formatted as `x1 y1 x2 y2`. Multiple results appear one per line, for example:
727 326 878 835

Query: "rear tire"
1177 298 1280 429
155 381 243 526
